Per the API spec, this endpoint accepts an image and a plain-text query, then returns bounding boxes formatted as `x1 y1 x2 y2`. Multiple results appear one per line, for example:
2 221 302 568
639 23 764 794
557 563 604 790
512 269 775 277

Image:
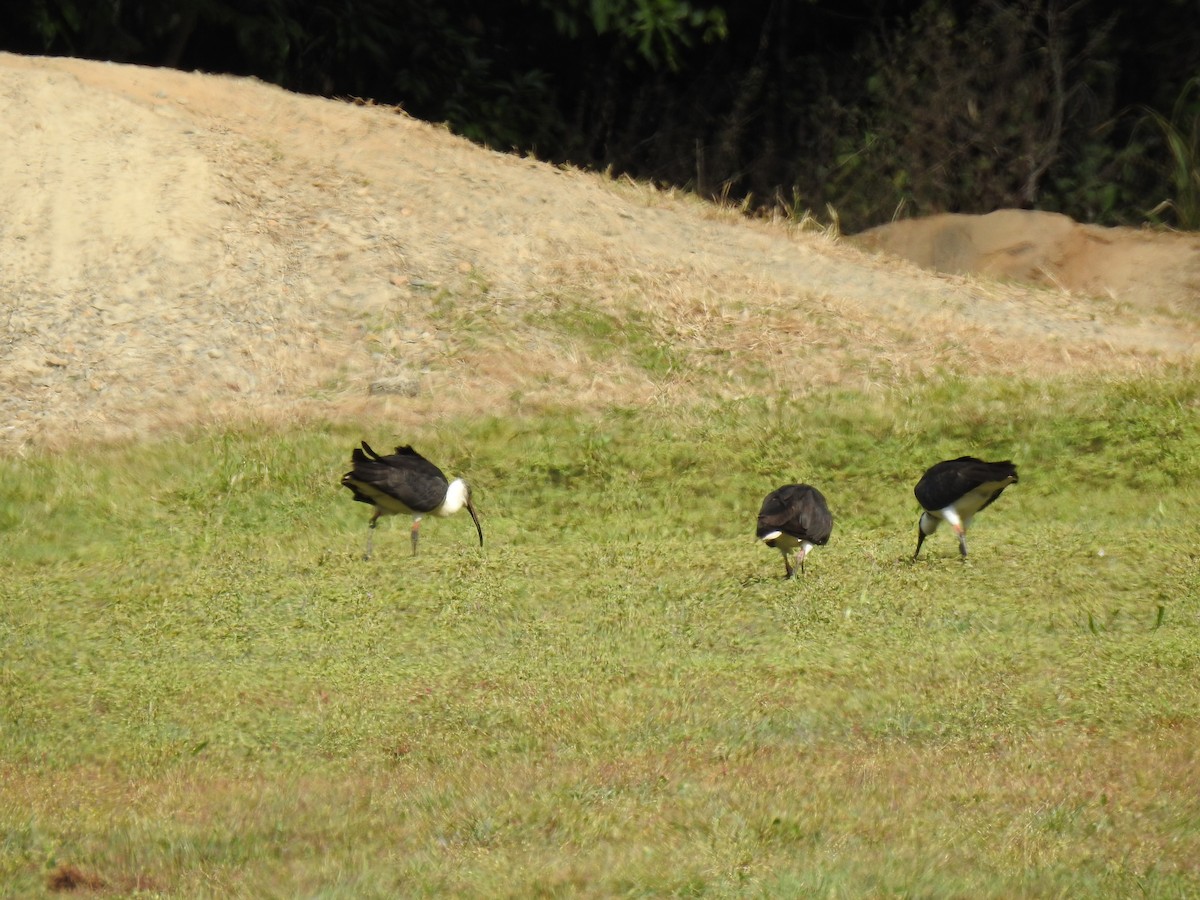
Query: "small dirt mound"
854 209 1200 313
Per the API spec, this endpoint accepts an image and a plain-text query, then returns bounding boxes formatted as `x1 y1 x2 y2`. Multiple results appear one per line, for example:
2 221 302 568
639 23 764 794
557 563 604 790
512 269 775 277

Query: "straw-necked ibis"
341 442 483 559
756 484 833 578
913 456 1017 559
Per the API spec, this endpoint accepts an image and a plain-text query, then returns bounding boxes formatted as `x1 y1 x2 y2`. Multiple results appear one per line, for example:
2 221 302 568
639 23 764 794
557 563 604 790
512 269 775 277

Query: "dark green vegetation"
2 373 1199 895
7 0 1200 231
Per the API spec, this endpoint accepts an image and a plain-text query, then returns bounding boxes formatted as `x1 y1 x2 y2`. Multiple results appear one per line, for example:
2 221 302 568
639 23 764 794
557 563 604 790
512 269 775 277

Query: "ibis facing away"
756 484 833 578
913 456 1017 559
341 442 483 559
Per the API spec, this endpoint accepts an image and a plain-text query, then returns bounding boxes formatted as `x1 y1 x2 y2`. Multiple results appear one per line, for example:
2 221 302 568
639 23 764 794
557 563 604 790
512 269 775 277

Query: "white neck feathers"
437 478 470 516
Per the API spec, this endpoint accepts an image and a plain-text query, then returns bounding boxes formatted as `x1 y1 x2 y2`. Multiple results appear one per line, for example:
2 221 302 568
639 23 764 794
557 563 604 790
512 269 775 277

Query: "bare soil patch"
2 53 1197 452
855 209 1200 315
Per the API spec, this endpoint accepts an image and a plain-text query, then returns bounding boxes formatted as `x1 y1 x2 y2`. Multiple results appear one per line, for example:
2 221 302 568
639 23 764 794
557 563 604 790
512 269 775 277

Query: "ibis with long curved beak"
913 456 1017 559
341 442 483 559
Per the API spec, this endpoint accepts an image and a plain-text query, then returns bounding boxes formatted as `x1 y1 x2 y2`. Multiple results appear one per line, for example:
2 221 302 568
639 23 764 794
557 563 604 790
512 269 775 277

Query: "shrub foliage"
8 0 1199 230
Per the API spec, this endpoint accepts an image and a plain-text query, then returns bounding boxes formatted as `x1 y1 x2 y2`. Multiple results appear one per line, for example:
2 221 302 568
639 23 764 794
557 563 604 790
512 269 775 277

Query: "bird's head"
447 479 484 548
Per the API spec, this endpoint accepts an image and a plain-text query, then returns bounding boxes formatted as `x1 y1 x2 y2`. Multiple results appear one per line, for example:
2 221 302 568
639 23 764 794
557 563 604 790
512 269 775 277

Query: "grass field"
2 372 1199 897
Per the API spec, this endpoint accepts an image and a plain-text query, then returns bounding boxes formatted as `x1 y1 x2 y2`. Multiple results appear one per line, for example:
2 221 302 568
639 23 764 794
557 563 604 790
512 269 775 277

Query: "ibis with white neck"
341 442 483 559
913 456 1017 559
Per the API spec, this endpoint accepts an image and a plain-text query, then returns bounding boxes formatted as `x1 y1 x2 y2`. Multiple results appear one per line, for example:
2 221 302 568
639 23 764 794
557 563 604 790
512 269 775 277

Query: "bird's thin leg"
797 542 812 575
410 517 422 557
365 511 380 561
781 550 794 579
913 529 926 560
937 508 968 559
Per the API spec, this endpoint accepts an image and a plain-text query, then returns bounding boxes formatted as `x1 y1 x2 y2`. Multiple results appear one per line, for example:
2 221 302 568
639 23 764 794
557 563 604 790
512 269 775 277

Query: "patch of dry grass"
5 56 1198 454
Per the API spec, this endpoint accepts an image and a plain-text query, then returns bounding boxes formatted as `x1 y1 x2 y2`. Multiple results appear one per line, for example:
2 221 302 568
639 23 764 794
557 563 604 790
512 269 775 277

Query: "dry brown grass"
1 52 1197 453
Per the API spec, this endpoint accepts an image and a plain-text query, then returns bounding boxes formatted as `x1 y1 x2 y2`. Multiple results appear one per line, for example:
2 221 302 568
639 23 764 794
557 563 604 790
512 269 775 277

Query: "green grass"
2 372 1199 897
531 301 686 377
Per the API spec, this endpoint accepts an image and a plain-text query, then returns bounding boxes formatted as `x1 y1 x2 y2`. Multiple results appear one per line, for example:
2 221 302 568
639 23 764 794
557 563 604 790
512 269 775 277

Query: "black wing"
756 484 833 545
342 442 450 513
368 443 450 482
915 457 1018 511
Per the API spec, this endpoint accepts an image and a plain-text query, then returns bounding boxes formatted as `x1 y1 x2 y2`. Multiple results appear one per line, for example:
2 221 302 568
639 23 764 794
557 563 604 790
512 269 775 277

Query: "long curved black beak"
467 499 483 548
